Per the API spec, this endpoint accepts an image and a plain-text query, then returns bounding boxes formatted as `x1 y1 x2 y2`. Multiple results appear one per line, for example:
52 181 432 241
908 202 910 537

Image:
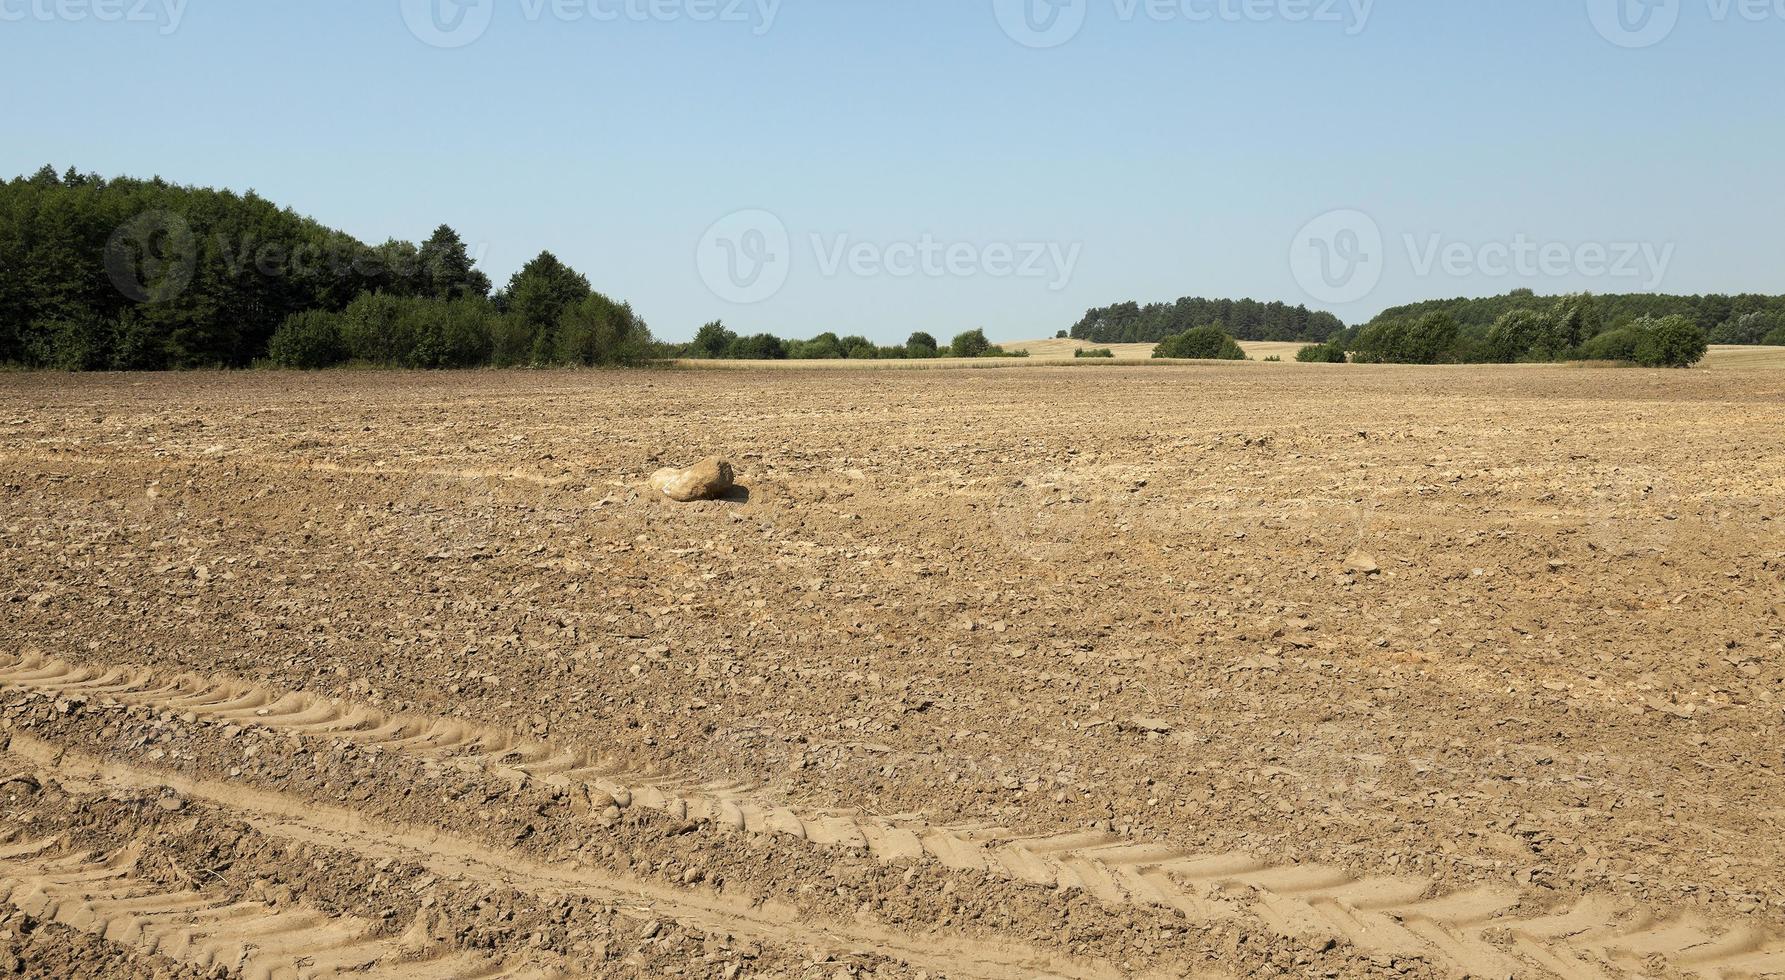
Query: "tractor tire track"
7 652 1785 979
2 732 1123 980
0 829 551 980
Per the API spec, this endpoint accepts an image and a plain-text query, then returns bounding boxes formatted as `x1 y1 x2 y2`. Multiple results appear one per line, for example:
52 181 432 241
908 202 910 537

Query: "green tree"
501 250 591 362
950 328 992 358
1633 315 1708 368
1295 340 1347 363
689 320 737 359
788 332 844 359
555 292 652 366
1579 327 1642 362
1485 309 1553 363
1153 324 1246 360
727 333 787 359
267 310 347 369
1549 294 1602 348
416 224 492 300
906 331 939 358
1711 311 1785 345
1404 312 1459 364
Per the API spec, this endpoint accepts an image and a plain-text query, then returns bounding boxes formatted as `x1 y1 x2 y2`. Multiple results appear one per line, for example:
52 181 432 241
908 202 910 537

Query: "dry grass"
1704 344 1785 369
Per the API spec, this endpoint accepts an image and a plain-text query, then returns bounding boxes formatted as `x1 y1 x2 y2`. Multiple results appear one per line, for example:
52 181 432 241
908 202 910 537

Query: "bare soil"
1 364 1782 978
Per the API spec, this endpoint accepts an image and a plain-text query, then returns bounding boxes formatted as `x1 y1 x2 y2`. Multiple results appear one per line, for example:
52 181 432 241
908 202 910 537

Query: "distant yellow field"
1704 344 1785 369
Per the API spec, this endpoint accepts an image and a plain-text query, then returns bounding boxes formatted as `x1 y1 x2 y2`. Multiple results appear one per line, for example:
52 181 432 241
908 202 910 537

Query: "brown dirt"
1 364 1782 978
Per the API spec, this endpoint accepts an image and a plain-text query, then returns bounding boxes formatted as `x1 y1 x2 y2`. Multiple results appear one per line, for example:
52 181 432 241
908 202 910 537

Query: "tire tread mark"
0 835 552 979
9 652 1784 979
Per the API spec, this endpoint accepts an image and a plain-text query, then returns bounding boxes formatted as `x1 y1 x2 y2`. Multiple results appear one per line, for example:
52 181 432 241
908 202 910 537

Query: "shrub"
1709 311 1784 345
1549 294 1603 349
950 328 992 358
1076 348 1115 358
1633 314 1708 368
1262 355 1282 362
1579 327 1643 362
1153 325 1246 360
789 333 845 359
490 314 538 367
726 333 788 360
1765 324 1785 346
338 292 415 365
686 321 737 359
1296 341 1347 363
268 310 347 369
1485 309 1555 363
409 297 496 368
23 313 113 371
906 332 939 358
555 293 653 366
1352 313 1457 364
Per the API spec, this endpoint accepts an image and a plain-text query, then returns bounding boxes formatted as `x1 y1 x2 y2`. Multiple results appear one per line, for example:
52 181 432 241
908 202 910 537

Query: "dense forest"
1346 293 1710 367
1362 289 1785 346
0 165 546 369
1070 297 1345 344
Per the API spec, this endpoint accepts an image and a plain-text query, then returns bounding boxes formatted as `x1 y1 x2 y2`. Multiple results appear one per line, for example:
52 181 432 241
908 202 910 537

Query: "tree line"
1366 289 1785 348
1 166 648 370
669 322 1023 361
1337 293 1708 367
1071 297 1345 344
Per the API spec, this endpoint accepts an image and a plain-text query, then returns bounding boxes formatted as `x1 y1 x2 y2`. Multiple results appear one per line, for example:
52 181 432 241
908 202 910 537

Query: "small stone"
1345 552 1381 576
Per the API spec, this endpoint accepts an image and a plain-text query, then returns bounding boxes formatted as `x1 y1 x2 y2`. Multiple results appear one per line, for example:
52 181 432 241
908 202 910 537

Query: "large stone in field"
649 457 735 502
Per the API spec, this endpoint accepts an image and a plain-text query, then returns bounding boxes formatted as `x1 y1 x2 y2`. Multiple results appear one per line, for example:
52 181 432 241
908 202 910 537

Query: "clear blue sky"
4 0 1780 341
